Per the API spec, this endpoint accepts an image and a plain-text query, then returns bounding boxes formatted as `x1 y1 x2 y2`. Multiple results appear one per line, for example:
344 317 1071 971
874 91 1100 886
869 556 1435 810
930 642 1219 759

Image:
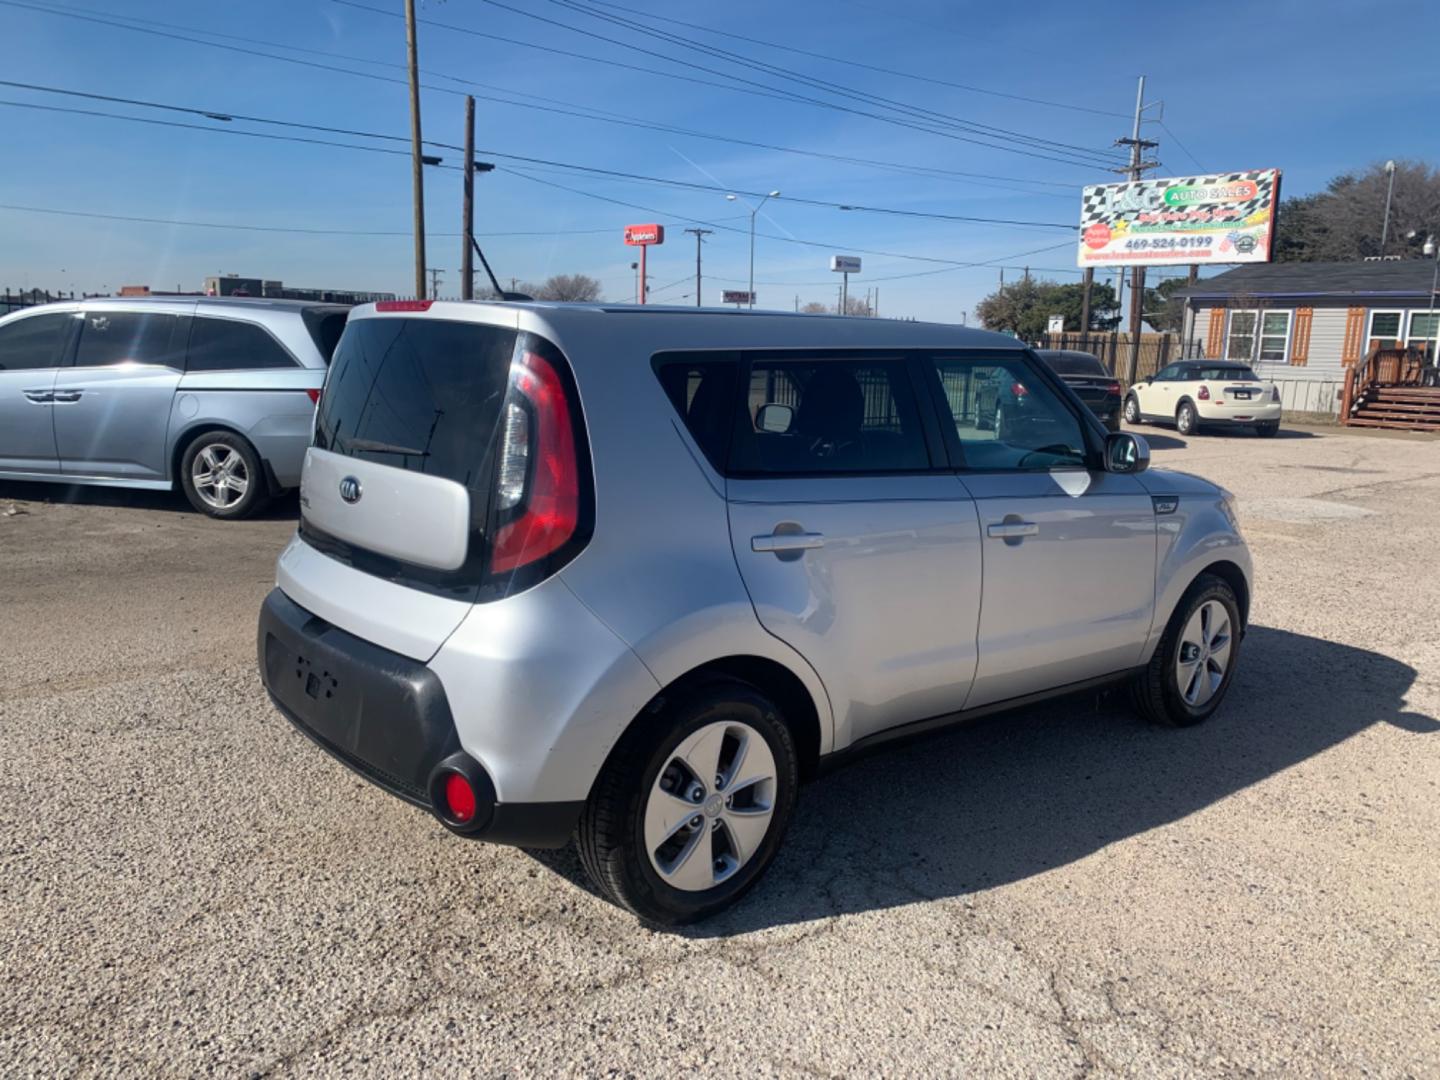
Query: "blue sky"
1 0 1435 321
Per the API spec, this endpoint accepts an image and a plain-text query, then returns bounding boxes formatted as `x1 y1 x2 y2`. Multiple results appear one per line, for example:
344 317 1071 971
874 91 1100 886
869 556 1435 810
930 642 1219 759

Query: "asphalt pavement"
1 423 1437 1077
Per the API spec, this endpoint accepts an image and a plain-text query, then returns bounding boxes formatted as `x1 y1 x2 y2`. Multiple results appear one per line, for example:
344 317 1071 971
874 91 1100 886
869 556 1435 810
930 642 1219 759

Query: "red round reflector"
443 772 477 823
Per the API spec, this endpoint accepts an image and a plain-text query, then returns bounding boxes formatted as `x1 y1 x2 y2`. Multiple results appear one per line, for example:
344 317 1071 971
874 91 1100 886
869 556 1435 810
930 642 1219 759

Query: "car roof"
1036 349 1103 361
353 300 1024 355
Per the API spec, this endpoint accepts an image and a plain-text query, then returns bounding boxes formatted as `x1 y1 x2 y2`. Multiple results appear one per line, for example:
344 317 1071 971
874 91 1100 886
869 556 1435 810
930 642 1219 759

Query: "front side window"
0 312 70 371
73 312 181 368
187 317 297 371
729 357 929 475
931 356 1087 471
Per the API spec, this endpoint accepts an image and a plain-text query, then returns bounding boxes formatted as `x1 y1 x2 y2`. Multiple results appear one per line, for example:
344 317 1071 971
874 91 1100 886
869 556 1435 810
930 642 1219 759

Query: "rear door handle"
50 390 83 403
22 390 53 403
752 531 825 553
987 522 1039 539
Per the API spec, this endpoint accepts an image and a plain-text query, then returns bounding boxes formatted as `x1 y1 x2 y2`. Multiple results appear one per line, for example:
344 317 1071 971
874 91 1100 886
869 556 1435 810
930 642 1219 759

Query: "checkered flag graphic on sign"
1081 171 1277 228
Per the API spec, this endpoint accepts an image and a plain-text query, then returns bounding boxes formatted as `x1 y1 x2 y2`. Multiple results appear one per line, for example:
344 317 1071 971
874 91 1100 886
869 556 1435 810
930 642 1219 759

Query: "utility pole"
1079 267 1094 333
1380 159 1397 257
461 96 475 300
683 227 712 308
1116 75 1160 384
404 0 427 300
874 287 880 318
427 267 443 299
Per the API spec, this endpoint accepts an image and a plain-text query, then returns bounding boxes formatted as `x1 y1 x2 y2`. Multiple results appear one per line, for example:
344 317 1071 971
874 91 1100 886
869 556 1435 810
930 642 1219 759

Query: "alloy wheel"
1175 599 1232 707
643 720 778 892
191 444 249 510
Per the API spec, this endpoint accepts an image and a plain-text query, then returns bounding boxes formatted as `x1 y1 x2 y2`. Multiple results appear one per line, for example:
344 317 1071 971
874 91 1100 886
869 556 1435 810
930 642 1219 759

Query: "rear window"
1196 365 1258 381
313 317 513 485
1040 351 1107 377
302 307 349 363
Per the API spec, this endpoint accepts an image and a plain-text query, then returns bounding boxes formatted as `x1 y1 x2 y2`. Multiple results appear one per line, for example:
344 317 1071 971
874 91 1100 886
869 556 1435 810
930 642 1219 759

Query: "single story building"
1180 260 1439 414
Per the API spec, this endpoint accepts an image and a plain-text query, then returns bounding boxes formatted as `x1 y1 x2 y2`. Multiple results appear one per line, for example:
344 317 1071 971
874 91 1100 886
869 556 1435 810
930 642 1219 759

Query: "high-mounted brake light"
305 388 321 405
374 300 433 312
490 351 580 575
1198 385 1211 401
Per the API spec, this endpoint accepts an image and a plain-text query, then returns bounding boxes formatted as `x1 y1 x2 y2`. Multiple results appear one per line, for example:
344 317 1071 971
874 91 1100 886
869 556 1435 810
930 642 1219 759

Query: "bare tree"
531 274 603 302
800 301 830 314
840 296 874 317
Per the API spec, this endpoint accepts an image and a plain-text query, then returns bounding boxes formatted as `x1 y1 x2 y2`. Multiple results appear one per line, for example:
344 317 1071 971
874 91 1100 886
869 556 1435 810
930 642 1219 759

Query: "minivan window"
301 307 349 363
0 312 70 370
73 311 182 369
729 357 929 475
655 358 736 472
187 317 297 371
931 356 1087 471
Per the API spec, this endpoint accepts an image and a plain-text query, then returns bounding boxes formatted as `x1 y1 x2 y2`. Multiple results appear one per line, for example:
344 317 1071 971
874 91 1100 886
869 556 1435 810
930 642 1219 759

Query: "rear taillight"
1011 381 1028 398
1198 385 1210 400
490 351 580 575
305 388 321 406
1105 381 1122 397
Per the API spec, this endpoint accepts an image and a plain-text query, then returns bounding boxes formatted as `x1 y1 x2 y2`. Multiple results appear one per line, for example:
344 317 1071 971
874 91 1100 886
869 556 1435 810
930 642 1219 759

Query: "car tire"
577 678 799 926
179 430 271 520
1123 393 1141 425
1256 421 1279 438
1131 573 1241 728
1176 401 1198 436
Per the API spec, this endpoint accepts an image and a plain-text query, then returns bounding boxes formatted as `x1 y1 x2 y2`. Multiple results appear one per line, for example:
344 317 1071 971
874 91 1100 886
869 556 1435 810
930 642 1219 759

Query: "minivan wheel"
577 679 799 926
179 431 270 520
1176 401 1198 436
1124 394 1141 425
1131 573 1241 728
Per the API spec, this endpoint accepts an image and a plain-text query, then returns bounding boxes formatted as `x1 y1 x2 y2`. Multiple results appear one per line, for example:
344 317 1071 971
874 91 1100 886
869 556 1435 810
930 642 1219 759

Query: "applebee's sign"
624 224 665 245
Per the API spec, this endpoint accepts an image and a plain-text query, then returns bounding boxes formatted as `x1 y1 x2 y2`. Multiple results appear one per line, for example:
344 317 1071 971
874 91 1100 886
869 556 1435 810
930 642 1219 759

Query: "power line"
0 85 1080 229
339 0 1122 168
536 0 1126 163
1 0 1088 196
577 0 1131 120
1156 120 1207 173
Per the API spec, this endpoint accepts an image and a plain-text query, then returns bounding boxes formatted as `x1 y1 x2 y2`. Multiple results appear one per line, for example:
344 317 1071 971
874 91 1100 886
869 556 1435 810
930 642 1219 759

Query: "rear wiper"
345 438 430 457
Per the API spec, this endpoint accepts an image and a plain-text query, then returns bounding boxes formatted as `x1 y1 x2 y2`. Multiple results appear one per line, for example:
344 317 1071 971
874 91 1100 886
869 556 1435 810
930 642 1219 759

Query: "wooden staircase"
1341 347 1440 431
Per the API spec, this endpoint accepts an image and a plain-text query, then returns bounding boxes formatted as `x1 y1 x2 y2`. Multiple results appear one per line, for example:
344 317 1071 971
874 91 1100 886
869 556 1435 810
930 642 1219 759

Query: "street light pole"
729 190 779 309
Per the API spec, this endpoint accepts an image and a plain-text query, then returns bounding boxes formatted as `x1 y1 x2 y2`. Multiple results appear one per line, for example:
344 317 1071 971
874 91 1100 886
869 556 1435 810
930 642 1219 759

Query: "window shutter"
1205 307 1225 358
1291 308 1313 366
1341 307 1366 365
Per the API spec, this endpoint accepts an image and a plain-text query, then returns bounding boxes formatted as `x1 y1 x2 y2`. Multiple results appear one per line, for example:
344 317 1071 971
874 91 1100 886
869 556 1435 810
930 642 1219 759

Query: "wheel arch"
1197 559 1250 629
169 421 254 485
638 655 825 782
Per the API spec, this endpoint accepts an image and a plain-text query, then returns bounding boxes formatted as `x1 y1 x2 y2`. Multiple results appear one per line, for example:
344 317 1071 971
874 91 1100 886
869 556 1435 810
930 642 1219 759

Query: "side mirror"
1105 431 1150 474
756 403 795 434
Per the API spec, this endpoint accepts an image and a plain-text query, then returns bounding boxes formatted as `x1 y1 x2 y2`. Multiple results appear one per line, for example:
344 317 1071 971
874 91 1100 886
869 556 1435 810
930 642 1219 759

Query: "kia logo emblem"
339 476 362 504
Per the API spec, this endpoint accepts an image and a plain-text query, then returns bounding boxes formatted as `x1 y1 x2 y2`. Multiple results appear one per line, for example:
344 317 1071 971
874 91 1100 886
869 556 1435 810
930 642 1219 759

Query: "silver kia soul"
258 300 1251 924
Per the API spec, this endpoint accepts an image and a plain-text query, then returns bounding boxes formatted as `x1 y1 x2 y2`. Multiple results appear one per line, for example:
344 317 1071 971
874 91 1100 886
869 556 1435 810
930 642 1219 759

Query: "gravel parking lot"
2 424 1438 1077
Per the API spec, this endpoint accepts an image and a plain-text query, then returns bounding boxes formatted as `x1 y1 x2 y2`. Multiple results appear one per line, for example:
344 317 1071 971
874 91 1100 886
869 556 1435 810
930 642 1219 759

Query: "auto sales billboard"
1077 169 1280 268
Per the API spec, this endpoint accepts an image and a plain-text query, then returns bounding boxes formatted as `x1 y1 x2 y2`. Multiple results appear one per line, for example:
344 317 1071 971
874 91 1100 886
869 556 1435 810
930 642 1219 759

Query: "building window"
1406 311 1438 357
1226 309 1291 363
1366 310 1404 351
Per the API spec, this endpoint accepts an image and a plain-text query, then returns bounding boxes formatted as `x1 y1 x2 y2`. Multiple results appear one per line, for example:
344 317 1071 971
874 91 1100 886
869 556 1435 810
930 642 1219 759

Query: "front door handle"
987 522 1039 539
50 390 83 403
752 531 825 553
22 390 53 403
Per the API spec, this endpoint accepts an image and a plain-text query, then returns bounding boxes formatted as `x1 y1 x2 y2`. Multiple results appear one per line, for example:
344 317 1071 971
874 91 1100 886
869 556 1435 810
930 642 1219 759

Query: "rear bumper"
1195 401 1281 424
257 588 581 847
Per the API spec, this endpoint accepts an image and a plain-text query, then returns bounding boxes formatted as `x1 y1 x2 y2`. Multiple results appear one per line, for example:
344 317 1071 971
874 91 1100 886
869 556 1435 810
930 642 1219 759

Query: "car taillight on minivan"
490 351 580 575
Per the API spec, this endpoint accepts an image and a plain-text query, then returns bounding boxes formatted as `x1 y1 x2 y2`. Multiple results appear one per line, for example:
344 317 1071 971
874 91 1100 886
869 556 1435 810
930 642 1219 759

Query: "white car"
1124 360 1282 437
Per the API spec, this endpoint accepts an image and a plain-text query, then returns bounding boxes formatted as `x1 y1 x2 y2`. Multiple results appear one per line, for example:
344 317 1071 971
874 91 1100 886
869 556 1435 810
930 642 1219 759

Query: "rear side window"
74 312 182 368
187 317 297 371
301 307 349 363
730 357 929 475
0 313 70 370
655 359 737 472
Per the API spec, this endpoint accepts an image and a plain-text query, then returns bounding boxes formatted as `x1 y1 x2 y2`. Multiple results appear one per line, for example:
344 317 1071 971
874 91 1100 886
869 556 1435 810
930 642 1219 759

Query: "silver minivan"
259 301 1251 924
0 297 347 518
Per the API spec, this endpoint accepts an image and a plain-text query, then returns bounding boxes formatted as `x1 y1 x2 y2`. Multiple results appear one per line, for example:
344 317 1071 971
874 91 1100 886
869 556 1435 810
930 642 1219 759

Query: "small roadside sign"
830 255 862 273
722 290 756 305
1047 314 1065 334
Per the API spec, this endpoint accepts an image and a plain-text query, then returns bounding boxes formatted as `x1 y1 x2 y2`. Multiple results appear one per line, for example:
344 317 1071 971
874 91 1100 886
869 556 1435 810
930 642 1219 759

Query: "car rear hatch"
1060 374 1121 412
286 305 591 661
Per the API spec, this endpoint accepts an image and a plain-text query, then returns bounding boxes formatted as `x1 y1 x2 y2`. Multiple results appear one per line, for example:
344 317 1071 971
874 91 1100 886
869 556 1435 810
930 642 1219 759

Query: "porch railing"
1339 346 1430 421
